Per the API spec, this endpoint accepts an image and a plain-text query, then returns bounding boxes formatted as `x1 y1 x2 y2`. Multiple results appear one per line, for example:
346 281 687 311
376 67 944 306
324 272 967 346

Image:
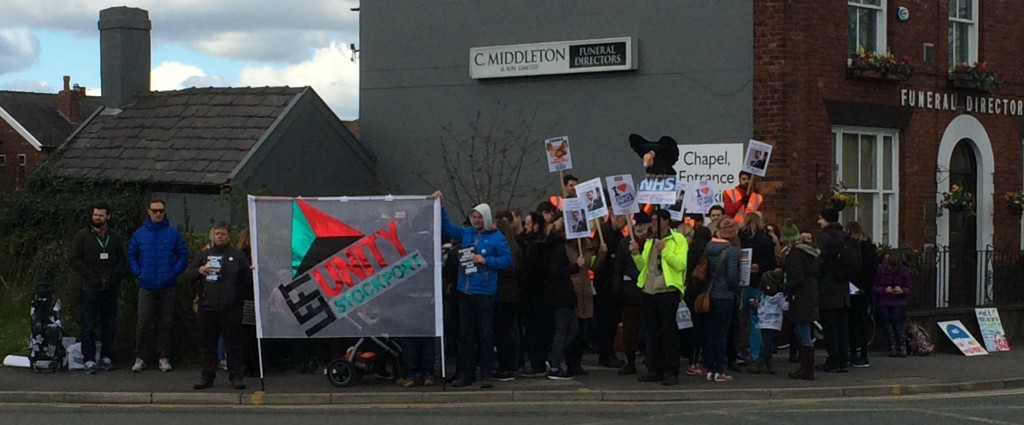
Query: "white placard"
636 176 679 205
937 320 988 356
605 174 640 216
741 139 773 177
545 136 573 172
688 179 718 215
562 197 591 240
975 308 1011 352
739 248 752 287
576 178 609 220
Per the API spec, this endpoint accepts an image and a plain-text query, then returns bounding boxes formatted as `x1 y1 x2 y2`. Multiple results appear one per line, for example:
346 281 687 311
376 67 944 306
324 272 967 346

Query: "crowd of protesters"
420 171 911 389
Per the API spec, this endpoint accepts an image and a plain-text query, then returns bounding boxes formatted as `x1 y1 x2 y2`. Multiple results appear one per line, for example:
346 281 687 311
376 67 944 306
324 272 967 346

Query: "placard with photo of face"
562 197 591 240
575 177 608 220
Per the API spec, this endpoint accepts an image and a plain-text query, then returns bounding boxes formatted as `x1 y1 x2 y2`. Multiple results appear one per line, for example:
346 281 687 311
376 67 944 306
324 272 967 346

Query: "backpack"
829 232 862 283
906 322 935 356
28 283 65 372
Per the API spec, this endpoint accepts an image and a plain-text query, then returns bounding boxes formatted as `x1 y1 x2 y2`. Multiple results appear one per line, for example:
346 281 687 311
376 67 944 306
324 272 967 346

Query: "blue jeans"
706 298 735 374
741 287 762 361
877 305 906 349
549 308 579 373
794 322 813 347
81 289 118 362
457 293 496 379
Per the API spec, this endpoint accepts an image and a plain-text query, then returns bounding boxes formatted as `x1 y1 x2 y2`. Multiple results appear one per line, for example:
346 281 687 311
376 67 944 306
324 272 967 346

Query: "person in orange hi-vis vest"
723 171 763 224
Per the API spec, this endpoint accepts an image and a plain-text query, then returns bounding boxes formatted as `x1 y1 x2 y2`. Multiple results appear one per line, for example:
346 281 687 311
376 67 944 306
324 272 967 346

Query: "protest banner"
637 175 679 205
576 178 609 220
741 139 773 177
562 197 591 240
606 174 640 216
248 195 441 340
937 320 988 356
975 308 1011 352
666 182 687 221
545 136 573 172
673 143 744 207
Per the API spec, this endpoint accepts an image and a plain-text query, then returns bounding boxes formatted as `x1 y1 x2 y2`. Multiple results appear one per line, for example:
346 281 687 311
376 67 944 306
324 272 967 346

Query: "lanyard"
94 234 110 253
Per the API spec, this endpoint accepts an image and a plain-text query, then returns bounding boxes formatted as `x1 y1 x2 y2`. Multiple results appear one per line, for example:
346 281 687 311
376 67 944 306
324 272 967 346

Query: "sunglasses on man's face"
149 209 165 213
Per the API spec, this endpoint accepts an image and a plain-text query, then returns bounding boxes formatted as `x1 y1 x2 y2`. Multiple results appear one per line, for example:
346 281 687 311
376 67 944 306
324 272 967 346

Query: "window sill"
846 67 909 81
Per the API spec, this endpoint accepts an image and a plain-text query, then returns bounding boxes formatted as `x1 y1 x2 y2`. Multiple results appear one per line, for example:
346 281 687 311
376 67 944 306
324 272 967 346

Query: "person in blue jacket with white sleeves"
433 191 512 389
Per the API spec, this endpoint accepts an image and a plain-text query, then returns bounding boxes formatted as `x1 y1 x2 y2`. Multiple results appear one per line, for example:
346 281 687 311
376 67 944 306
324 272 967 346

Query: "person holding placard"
723 172 764 224
435 192 513 389
630 209 688 386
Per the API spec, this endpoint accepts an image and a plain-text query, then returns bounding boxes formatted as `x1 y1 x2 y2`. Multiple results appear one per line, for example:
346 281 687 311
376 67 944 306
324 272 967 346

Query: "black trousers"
494 301 520 373
522 300 553 370
643 291 681 377
593 293 623 360
848 294 871 357
198 306 243 383
820 307 850 367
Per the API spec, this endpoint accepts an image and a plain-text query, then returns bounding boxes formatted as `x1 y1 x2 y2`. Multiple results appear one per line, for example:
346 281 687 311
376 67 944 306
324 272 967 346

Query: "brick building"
0 77 101 193
754 0 1024 307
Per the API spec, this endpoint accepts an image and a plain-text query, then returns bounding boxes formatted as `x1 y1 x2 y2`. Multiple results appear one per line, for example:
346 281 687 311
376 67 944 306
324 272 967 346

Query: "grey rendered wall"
360 0 753 207
236 94 381 198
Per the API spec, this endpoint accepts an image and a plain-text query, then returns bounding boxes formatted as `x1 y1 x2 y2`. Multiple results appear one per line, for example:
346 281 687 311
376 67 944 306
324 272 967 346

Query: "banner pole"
594 219 605 246
258 337 265 391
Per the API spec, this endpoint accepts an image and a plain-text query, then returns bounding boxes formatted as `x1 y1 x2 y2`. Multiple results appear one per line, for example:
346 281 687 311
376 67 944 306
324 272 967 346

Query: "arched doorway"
947 139 978 307
935 114 994 308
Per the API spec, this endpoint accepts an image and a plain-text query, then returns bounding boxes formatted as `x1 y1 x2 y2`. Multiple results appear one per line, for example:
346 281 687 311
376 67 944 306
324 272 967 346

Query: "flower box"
949 61 1000 93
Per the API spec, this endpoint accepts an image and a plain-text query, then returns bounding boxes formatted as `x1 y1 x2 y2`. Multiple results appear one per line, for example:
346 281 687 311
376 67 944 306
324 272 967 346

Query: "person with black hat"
777 218 820 380
816 209 851 373
629 209 689 386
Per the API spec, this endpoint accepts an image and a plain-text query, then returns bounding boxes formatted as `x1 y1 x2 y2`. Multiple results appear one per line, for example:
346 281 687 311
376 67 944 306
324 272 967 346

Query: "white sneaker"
218 359 228 371
158 358 173 372
100 357 114 371
131 358 146 373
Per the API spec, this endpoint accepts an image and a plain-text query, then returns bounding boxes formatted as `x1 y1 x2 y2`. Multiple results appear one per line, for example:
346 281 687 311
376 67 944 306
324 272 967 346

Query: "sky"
0 0 361 119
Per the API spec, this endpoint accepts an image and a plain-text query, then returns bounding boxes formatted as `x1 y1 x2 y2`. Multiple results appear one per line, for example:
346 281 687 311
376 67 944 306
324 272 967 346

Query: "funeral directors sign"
470 37 637 79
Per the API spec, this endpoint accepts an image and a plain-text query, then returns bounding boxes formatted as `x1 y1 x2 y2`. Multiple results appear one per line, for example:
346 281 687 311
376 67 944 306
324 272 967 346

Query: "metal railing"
904 246 1024 310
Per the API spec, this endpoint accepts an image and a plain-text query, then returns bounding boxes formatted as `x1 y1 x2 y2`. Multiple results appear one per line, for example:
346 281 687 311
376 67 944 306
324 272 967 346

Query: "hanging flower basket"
938 185 976 217
1005 192 1024 218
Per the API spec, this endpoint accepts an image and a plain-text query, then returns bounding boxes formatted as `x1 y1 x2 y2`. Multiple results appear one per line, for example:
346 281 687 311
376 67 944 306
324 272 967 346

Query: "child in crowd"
874 252 912 357
750 268 787 374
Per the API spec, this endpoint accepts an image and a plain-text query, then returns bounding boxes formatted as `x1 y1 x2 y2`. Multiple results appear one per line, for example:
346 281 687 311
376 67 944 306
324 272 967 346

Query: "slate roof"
0 91 102 148
53 86 306 185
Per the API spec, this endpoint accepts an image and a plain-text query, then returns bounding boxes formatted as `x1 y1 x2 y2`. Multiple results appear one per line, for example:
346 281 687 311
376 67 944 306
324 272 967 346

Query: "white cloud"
237 41 359 119
0 28 40 74
0 0 360 63
151 61 206 90
2 79 53 93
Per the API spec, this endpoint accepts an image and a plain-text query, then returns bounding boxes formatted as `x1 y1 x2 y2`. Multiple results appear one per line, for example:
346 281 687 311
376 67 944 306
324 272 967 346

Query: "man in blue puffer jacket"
434 191 512 389
127 198 190 373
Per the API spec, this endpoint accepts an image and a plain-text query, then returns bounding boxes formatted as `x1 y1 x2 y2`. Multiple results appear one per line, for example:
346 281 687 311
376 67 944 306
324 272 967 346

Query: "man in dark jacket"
68 202 128 374
186 222 251 390
518 211 552 376
127 198 189 373
815 209 851 373
592 214 627 368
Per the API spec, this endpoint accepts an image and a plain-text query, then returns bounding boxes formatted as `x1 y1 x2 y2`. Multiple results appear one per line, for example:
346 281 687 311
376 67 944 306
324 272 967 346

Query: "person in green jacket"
629 209 688 386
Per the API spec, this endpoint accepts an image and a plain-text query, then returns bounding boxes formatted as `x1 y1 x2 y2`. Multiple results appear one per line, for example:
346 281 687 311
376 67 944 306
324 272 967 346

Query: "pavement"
1 348 1023 406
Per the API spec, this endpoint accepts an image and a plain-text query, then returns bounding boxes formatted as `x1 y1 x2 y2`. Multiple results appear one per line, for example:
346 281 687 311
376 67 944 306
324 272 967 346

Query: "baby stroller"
325 336 402 387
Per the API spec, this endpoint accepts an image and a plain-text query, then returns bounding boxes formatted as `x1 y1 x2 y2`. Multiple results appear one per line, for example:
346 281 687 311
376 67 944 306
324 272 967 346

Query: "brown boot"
788 346 815 380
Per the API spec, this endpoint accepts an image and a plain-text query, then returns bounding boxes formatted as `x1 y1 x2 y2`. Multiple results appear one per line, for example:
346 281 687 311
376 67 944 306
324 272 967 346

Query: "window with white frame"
848 0 886 56
833 127 899 246
17 154 26 167
948 0 978 66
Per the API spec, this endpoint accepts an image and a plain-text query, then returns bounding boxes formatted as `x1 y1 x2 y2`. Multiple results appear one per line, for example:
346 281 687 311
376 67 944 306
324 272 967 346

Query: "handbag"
693 250 728 314
691 253 710 283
